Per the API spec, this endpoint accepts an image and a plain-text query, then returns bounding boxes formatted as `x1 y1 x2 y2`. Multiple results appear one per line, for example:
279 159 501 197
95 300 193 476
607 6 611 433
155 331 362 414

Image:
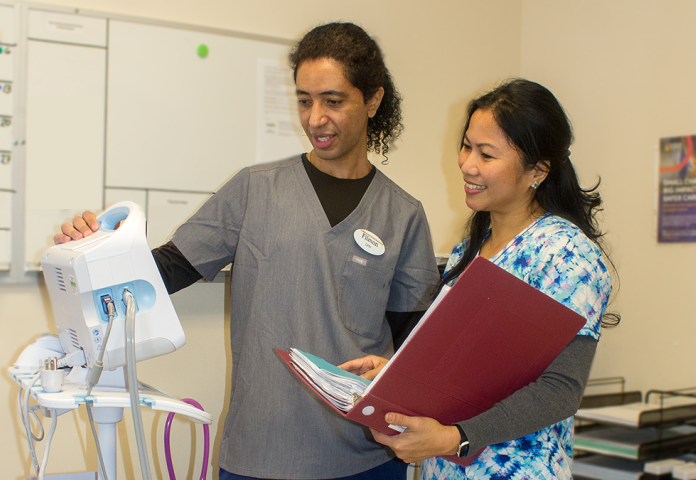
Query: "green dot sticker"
197 44 209 58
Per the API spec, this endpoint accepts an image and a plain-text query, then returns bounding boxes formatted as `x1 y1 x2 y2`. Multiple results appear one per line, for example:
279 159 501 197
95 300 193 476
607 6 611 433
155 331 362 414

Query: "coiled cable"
164 398 210 480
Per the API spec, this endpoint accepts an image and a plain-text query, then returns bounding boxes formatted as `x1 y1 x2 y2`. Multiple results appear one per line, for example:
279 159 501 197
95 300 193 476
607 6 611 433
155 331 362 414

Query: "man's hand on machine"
54 210 99 244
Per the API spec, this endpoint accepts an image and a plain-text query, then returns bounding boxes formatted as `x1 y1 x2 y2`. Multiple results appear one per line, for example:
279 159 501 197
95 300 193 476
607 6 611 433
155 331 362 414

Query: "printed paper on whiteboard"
256 59 306 164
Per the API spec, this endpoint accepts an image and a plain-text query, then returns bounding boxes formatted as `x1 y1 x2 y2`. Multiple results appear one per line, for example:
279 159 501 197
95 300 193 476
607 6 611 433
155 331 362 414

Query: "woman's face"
458 109 540 217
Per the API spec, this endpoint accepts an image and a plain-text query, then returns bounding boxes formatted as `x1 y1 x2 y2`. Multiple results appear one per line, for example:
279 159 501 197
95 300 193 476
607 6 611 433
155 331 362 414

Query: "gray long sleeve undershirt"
457 334 598 455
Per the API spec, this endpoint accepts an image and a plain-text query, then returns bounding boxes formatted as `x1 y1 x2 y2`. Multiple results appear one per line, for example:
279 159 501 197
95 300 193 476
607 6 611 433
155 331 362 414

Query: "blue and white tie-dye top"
422 214 612 480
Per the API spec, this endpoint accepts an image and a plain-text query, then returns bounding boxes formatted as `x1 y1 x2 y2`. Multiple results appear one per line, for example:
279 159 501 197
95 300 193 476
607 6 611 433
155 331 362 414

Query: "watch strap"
454 424 470 458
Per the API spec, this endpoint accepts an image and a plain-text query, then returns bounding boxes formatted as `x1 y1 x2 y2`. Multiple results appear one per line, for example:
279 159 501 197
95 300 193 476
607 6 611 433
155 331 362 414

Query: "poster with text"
658 135 696 242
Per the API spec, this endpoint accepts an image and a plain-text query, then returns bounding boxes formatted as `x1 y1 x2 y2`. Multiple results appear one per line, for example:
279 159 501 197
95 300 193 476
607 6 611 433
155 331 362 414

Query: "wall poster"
658 135 696 242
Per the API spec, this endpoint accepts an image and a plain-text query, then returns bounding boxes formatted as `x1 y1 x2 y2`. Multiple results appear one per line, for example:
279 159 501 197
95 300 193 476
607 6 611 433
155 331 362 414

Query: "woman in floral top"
341 79 619 480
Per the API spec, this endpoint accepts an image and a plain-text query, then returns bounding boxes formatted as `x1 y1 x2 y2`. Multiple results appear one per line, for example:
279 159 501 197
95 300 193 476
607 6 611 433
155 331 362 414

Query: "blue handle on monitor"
98 205 132 232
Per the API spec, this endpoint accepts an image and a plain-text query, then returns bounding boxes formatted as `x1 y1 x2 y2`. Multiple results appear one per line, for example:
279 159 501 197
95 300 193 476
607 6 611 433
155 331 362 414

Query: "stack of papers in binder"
288 349 370 412
286 283 454 414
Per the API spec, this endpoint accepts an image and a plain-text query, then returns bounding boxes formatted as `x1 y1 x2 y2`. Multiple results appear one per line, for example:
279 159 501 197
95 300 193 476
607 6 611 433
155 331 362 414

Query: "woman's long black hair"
441 79 619 327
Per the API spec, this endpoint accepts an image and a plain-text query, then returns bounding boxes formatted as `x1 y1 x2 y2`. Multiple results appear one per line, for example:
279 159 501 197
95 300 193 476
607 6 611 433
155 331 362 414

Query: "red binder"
277 256 587 466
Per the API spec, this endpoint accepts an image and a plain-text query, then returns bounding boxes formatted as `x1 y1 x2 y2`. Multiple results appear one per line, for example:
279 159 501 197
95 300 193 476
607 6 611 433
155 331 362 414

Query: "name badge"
353 229 385 256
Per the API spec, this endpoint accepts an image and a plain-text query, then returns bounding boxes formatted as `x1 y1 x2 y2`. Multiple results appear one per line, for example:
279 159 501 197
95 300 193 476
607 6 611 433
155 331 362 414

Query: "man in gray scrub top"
56 23 440 480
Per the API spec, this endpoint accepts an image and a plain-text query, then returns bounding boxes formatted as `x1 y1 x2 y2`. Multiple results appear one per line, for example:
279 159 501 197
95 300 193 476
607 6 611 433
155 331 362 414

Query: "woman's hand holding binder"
369 412 460 463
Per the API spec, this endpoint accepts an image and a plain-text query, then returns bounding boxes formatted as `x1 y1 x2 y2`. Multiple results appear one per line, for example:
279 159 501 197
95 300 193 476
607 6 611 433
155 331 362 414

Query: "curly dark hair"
289 22 403 160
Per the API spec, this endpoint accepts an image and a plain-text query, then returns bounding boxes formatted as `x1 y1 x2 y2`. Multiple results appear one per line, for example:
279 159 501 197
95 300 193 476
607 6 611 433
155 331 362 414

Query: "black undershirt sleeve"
152 241 202 294
457 334 597 456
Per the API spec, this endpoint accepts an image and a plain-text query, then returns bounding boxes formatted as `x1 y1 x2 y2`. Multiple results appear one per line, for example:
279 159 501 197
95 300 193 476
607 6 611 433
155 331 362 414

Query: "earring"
531 181 539 190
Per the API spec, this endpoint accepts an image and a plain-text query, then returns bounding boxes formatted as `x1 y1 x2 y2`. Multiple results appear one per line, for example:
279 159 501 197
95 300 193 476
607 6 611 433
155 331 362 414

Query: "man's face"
296 58 382 165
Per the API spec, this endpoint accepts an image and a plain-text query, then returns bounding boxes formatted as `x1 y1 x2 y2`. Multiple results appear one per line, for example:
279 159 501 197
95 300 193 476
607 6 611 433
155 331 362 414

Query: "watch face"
457 442 469 458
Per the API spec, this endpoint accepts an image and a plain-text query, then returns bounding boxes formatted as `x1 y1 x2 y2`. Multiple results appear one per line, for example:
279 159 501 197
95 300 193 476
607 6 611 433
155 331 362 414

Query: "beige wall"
2 1 522 479
521 0 696 394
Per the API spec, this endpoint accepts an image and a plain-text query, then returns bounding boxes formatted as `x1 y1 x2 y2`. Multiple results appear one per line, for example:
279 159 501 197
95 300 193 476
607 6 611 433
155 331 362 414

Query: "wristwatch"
454 424 470 458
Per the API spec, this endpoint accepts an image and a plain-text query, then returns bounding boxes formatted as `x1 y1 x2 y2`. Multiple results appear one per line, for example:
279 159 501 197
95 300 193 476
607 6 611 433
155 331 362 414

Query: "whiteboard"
105 20 305 193
24 35 107 267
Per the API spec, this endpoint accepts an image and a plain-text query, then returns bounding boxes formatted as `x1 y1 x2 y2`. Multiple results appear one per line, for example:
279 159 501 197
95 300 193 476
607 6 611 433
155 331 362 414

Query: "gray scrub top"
172 156 439 479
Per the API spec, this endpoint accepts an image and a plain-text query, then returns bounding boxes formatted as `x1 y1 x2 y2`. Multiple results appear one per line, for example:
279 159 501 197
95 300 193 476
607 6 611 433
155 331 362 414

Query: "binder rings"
278 256 587 466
